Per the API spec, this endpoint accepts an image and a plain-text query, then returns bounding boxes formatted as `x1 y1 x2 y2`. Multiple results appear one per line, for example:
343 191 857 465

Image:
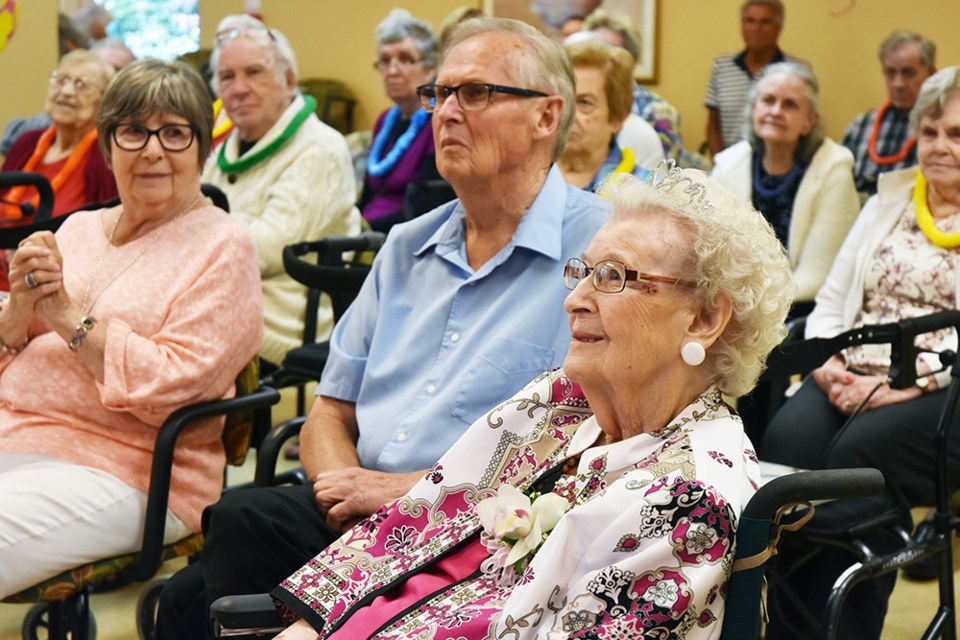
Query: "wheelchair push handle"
744 468 885 519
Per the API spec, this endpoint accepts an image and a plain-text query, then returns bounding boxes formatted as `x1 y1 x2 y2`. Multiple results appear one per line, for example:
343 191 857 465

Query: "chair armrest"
122 386 282 583
0 171 54 220
211 593 285 638
254 416 306 486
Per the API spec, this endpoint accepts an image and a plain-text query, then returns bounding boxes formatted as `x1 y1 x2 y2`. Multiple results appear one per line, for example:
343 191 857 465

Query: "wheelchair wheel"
136 575 169 640
21 601 97 640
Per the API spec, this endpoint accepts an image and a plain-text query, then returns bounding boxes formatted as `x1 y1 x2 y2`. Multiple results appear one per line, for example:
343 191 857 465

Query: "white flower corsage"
476 484 570 586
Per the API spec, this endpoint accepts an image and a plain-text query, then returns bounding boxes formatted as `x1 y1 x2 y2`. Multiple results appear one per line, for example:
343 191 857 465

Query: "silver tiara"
648 159 715 214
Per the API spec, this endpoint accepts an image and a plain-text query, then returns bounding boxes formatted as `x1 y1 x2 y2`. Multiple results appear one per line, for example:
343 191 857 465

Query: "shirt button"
426 384 437 394
397 433 407 442
450 332 460 343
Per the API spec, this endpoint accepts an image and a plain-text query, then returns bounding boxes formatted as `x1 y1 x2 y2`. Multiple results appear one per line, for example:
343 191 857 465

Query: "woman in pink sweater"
0 59 263 599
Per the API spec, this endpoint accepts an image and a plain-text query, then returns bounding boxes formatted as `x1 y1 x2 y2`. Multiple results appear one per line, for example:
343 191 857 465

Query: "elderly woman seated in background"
761 66 960 640
0 59 263 599
359 9 453 233
559 39 657 191
1 49 119 219
272 165 793 639
711 61 860 317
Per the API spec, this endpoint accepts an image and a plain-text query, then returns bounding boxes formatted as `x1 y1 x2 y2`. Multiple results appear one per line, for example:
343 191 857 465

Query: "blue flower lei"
366 106 430 178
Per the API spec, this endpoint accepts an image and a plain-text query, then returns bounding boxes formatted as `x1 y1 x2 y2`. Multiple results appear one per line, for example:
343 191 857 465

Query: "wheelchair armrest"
122 386 282 583
745 467 885 520
254 416 306 486
211 593 285 637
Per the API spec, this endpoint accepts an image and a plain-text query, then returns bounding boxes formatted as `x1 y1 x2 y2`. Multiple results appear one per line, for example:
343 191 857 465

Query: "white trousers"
0 452 191 599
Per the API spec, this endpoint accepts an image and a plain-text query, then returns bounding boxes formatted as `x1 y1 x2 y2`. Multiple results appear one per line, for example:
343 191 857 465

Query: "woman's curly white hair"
598 168 795 397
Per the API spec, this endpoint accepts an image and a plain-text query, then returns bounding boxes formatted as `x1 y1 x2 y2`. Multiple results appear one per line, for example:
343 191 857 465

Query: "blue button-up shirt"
318 165 610 472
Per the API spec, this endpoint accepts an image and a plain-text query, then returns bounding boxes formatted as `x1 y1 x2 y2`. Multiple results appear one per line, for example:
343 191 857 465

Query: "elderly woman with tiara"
360 9 452 233
270 164 795 640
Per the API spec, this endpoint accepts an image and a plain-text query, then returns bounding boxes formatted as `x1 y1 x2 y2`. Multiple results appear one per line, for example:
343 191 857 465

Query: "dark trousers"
156 483 338 640
760 379 960 639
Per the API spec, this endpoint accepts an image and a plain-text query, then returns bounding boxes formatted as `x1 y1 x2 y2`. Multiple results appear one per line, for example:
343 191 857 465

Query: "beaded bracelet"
0 335 28 354
68 316 96 353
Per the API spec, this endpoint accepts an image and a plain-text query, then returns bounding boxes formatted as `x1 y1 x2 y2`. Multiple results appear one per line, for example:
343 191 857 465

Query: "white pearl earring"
681 342 706 367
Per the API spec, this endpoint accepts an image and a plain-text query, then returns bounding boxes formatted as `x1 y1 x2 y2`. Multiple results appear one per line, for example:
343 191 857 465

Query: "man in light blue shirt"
157 18 609 639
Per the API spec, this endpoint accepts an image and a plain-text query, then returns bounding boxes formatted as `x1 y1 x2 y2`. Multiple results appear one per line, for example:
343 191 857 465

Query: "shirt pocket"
451 338 555 426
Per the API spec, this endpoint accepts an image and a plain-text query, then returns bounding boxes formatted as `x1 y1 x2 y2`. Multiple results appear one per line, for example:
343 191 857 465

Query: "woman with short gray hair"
360 8 451 233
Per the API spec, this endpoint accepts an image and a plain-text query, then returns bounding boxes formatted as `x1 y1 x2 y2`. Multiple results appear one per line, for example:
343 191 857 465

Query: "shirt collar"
733 48 786 76
415 165 569 263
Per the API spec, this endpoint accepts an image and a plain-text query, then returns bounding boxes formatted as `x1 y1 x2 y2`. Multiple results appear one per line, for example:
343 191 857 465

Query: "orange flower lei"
3 126 99 218
867 101 916 166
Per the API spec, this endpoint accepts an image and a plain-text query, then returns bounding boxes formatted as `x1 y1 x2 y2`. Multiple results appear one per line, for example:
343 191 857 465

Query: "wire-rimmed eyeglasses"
49 71 100 95
215 26 277 46
563 258 696 294
416 83 549 113
111 124 198 153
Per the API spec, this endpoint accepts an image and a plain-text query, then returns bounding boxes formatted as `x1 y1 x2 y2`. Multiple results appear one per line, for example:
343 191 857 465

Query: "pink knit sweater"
0 205 263 531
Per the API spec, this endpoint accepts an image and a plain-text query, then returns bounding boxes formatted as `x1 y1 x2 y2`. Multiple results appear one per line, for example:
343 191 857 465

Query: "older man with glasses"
201 15 361 369
156 17 609 639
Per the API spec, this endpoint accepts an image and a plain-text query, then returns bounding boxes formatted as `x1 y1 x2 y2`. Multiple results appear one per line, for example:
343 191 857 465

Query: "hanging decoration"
0 0 19 53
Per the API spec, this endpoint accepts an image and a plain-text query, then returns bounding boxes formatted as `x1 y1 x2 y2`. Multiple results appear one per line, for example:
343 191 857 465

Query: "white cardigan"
203 95 362 364
711 138 860 301
807 168 958 388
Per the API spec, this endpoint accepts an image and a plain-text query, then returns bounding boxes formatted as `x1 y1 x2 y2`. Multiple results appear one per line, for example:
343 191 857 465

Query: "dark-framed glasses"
49 71 99 94
373 54 422 72
416 82 549 113
215 26 276 45
111 124 198 152
563 257 695 294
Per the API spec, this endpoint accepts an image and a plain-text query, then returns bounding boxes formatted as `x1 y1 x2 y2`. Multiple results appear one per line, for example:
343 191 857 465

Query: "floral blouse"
847 201 960 375
273 369 760 639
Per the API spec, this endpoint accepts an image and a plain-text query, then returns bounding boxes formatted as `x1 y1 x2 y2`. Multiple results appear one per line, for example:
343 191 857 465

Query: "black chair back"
282 231 386 343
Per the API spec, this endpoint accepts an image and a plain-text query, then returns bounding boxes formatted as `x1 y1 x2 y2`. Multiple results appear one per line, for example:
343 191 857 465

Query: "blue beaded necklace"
366 106 430 178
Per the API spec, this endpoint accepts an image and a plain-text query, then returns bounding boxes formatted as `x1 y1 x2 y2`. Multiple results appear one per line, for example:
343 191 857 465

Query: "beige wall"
3 1 959 149
0 2 58 131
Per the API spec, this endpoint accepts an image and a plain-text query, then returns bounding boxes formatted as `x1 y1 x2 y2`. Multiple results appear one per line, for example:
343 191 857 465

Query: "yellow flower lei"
913 172 960 249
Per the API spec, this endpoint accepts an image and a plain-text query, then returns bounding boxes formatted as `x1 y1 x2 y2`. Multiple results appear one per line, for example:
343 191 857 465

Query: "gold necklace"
913 173 960 250
80 193 202 313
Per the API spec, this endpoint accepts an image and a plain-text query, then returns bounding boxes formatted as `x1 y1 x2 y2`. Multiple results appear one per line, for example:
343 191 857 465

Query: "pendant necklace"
81 192 202 313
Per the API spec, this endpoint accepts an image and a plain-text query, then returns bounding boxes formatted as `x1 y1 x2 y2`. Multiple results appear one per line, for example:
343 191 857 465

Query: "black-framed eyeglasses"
215 26 277 46
416 83 549 113
563 258 696 294
111 124 198 152
373 55 422 72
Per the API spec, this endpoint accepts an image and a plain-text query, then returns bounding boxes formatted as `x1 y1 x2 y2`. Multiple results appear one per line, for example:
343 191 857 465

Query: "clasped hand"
812 354 921 414
313 467 423 533
1 232 70 335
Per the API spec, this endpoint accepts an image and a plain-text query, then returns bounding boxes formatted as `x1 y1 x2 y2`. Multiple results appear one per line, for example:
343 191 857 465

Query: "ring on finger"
24 272 38 289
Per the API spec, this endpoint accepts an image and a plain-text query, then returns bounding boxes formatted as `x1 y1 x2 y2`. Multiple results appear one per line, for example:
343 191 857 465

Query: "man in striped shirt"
705 0 799 156
841 30 936 198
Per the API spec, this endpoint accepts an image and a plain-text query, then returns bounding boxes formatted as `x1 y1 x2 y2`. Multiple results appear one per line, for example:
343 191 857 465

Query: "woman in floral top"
273 164 794 640
762 66 960 639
